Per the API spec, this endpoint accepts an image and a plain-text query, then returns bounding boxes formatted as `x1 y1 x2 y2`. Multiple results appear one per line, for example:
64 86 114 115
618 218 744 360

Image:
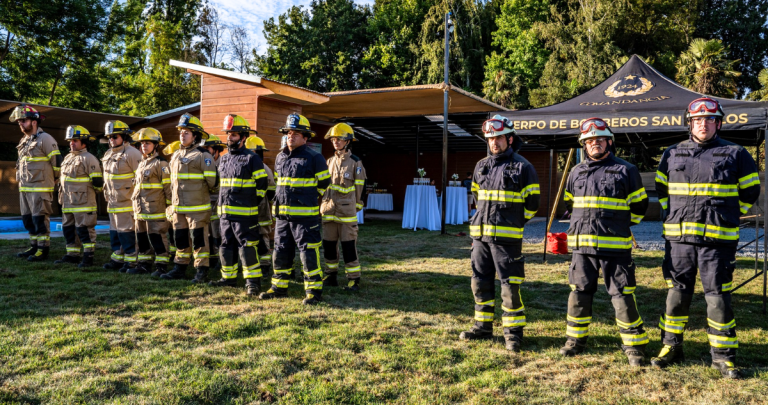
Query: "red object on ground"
546 232 569 254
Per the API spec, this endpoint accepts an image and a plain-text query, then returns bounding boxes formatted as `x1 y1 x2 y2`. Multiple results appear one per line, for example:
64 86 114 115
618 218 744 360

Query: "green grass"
1 221 767 404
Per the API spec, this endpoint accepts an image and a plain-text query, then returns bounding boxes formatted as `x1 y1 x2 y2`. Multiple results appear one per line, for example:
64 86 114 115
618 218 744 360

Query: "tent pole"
416 125 419 176
545 148 574 262
543 149 554 263
763 129 767 315
756 144 761 275
440 12 450 235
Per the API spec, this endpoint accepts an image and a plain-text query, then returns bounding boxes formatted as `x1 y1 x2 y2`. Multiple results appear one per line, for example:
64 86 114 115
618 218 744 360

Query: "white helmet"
482 114 516 138
578 117 614 145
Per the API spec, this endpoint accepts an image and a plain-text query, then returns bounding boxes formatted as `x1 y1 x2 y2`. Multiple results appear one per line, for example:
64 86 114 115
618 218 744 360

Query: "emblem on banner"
604 75 655 98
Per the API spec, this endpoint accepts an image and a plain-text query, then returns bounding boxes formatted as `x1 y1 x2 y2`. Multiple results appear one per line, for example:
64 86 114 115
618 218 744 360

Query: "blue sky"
210 0 375 55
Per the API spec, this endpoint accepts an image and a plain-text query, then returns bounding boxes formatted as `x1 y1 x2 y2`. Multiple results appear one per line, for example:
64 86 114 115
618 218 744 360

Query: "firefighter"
162 141 181 265
652 98 760 379
102 120 143 271
12 104 61 262
559 118 650 365
320 123 366 291
53 125 102 268
459 114 540 352
259 113 331 305
245 135 276 278
208 115 268 296
204 138 226 274
131 128 172 276
163 113 217 281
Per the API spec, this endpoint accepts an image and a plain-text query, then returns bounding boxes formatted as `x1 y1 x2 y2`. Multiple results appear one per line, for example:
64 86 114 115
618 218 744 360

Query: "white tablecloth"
367 193 393 211
357 208 364 224
443 187 469 225
402 185 440 231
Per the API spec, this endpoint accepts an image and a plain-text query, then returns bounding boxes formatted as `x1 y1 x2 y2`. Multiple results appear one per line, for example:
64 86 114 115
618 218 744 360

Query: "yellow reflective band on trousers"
475 311 494 322
721 281 733 292
663 222 739 241
567 234 632 250
305 280 323 290
631 213 644 224
108 206 133 213
616 317 642 329
708 318 736 331
739 200 752 214
276 205 319 216
622 286 636 295
658 314 687 334
566 325 589 338
621 333 649 346
322 215 357 223
655 170 668 186
502 315 526 327
476 299 495 306
738 172 760 189
218 205 259 216
524 208 536 220
708 334 738 348
105 172 135 180
20 187 54 192
667 182 738 197
469 224 523 239
62 206 96 213
572 196 629 210
328 184 356 193
567 315 591 324
62 175 90 183
276 177 317 187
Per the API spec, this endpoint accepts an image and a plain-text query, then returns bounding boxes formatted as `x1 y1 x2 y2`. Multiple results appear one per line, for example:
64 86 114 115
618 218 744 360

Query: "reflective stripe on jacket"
564 153 648 255
16 129 61 192
170 144 217 214
59 149 101 213
217 145 268 220
470 147 540 244
132 152 172 221
656 136 760 246
273 144 331 220
321 150 366 223
102 144 142 213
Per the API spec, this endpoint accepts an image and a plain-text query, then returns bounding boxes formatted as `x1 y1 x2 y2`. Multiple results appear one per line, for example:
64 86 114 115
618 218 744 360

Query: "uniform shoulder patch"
356 167 362 175
205 158 212 167
162 166 170 174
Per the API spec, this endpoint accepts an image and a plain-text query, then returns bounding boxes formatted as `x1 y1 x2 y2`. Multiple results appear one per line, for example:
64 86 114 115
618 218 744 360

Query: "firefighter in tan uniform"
246 135 276 276
162 141 181 261
101 120 143 271
12 104 62 262
321 124 367 291
53 125 102 268
204 138 226 274
131 128 173 276
162 113 218 281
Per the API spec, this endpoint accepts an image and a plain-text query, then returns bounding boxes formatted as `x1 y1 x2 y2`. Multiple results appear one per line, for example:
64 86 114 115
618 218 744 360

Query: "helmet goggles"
688 98 719 115
482 119 509 133
580 118 609 134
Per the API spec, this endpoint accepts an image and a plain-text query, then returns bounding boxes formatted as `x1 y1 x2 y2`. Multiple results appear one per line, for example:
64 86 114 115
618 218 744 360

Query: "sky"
210 0 375 55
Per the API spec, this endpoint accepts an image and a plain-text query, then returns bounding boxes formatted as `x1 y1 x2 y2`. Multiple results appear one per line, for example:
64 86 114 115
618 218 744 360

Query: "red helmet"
9 104 45 122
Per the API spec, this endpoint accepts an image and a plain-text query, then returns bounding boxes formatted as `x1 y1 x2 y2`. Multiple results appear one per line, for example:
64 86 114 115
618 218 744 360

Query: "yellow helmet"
10 104 45 122
176 113 210 140
325 123 356 141
204 138 227 151
163 140 181 156
105 120 134 136
223 114 257 134
279 113 315 137
65 125 96 142
245 136 269 151
133 127 165 146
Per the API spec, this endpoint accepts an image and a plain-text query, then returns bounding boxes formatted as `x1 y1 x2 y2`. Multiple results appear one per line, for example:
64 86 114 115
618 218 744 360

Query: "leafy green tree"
746 69 768 101
676 38 741 97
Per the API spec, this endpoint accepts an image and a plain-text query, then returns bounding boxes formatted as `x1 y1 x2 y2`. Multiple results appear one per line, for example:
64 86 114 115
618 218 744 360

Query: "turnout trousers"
566 253 649 349
219 218 261 280
172 211 211 268
660 241 738 361
322 221 361 280
108 211 137 265
62 211 97 256
135 219 170 266
470 241 526 342
272 217 323 297
257 223 273 268
20 191 52 248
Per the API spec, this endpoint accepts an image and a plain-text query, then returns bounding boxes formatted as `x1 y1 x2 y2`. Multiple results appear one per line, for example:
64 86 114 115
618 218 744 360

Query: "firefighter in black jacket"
208 115 268 296
560 118 649 366
259 114 331 305
652 98 760 379
459 115 540 352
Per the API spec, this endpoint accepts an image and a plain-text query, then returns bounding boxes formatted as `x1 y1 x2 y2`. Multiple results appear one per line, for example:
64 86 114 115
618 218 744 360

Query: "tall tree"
676 38 741 97
746 69 768 101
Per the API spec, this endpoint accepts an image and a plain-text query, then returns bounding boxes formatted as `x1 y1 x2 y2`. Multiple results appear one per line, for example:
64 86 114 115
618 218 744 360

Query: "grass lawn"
1 220 767 404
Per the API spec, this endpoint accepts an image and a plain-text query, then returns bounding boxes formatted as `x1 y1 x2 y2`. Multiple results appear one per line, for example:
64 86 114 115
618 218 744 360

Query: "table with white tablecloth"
367 193 393 211
357 208 364 224
443 186 469 225
402 185 440 231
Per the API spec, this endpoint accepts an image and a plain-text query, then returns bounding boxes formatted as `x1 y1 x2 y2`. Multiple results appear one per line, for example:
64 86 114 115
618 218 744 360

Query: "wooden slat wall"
257 97 302 167
200 75 261 144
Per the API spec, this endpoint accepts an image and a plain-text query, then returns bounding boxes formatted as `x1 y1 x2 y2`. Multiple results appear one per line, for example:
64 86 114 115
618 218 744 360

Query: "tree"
676 38 741 97
228 25 254 73
195 3 227 68
746 69 768 101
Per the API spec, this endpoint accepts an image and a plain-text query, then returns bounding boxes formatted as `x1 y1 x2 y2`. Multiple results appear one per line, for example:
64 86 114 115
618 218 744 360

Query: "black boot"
150 263 167 278
209 258 220 271
54 255 80 265
209 278 237 287
650 345 685 368
27 246 49 262
17 245 37 258
78 253 94 269
342 278 360 291
127 262 150 275
258 288 287 300
505 336 522 353
245 279 260 296
712 360 742 379
191 266 209 284
118 262 133 273
160 264 188 280
623 346 646 367
103 260 122 270
323 272 338 287
559 338 587 356
302 292 323 305
459 326 493 341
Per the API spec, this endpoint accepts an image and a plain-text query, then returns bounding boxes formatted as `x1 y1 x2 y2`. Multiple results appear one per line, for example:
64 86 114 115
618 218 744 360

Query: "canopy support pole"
763 129 767 314
544 148 574 262
543 149 554 263
440 12 450 235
